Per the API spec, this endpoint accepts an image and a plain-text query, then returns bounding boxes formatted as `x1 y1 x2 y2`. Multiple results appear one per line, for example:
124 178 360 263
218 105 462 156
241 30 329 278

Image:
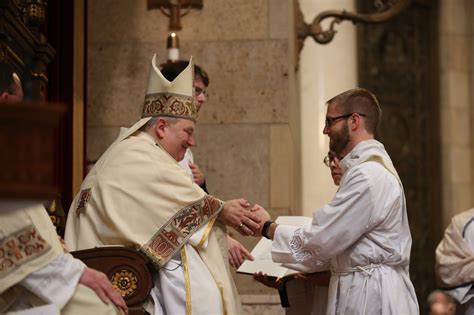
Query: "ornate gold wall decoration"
295 0 410 51
23 0 47 28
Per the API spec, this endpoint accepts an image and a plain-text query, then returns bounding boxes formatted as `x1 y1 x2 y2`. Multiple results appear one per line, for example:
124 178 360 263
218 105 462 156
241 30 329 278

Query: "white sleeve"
272 166 378 264
20 252 86 309
464 219 474 249
178 149 194 179
447 219 474 303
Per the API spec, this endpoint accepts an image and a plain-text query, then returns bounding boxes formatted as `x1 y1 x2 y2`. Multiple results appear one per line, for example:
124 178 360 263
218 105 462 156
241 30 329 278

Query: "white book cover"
237 216 312 278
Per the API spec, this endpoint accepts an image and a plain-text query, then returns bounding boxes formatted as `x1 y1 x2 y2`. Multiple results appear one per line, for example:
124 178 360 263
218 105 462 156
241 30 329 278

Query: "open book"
237 216 312 279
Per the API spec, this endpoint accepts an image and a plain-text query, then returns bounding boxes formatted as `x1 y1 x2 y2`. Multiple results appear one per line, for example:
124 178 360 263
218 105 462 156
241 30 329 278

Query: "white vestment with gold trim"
65 131 242 315
0 204 119 314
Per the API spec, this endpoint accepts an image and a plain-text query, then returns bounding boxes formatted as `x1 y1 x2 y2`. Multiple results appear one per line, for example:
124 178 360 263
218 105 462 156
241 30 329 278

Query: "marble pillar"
439 0 474 226
298 0 357 216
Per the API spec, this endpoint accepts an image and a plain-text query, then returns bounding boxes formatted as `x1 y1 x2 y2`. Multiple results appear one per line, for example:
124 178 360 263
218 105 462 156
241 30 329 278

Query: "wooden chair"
71 247 153 315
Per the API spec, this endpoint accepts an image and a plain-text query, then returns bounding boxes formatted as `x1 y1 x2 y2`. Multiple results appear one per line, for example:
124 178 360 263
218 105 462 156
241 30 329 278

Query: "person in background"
435 207 474 314
428 290 456 315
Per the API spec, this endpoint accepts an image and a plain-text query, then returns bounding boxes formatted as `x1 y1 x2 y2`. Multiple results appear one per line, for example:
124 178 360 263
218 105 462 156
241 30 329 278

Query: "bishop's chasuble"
65 131 242 315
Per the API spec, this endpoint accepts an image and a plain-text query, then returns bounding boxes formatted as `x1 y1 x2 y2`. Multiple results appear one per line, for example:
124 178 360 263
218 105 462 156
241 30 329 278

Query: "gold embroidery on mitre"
0 225 51 278
143 92 196 120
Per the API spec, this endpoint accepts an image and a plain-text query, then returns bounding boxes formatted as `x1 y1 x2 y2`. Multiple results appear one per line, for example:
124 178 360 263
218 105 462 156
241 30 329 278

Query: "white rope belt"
331 263 381 313
330 263 381 276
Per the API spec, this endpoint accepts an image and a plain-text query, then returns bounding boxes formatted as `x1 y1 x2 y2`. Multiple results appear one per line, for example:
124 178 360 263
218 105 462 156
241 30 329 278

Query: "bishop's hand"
219 198 262 236
79 268 128 314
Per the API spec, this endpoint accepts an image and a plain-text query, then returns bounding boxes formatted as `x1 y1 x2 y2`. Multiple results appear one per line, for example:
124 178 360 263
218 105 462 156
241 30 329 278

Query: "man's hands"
189 161 205 186
249 204 271 236
219 199 262 235
218 199 273 237
253 271 330 290
253 272 281 289
79 268 128 314
227 235 254 268
292 271 331 286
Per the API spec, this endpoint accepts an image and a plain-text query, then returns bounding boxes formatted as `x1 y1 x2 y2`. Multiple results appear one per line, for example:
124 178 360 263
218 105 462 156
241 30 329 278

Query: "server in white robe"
0 204 124 314
65 55 261 315
436 208 474 313
249 88 419 314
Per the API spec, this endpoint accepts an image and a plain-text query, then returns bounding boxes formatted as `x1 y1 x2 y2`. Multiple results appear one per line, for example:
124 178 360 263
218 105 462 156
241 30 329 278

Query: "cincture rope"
331 263 380 314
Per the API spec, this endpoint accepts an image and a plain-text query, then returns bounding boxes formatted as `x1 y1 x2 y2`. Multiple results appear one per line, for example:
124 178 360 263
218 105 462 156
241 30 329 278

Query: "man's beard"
329 123 350 156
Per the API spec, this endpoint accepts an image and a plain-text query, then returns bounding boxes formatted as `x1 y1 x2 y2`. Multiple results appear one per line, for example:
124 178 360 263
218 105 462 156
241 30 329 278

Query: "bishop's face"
160 118 196 161
323 103 350 156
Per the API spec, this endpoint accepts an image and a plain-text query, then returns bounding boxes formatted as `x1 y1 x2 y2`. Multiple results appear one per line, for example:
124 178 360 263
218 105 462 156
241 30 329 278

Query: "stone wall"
86 0 294 310
439 0 474 227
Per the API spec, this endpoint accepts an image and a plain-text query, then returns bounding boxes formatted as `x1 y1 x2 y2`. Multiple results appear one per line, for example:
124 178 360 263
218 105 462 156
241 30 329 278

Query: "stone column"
439 0 473 226
298 0 357 215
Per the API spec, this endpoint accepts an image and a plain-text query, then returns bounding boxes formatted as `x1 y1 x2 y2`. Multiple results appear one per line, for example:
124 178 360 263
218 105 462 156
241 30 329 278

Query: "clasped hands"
219 198 271 236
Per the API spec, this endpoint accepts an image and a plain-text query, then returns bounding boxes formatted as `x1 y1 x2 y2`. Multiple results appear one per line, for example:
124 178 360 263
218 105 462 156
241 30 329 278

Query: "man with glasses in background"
249 88 419 314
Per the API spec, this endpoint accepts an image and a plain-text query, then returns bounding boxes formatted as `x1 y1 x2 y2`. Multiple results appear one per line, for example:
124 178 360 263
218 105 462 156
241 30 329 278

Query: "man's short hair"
326 88 382 134
140 116 178 131
427 290 456 306
0 63 14 94
161 61 209 87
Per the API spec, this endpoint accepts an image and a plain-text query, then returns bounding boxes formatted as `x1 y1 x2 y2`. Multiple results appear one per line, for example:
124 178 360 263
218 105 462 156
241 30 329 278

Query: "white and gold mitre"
103 54 195 147
142 54 197 120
